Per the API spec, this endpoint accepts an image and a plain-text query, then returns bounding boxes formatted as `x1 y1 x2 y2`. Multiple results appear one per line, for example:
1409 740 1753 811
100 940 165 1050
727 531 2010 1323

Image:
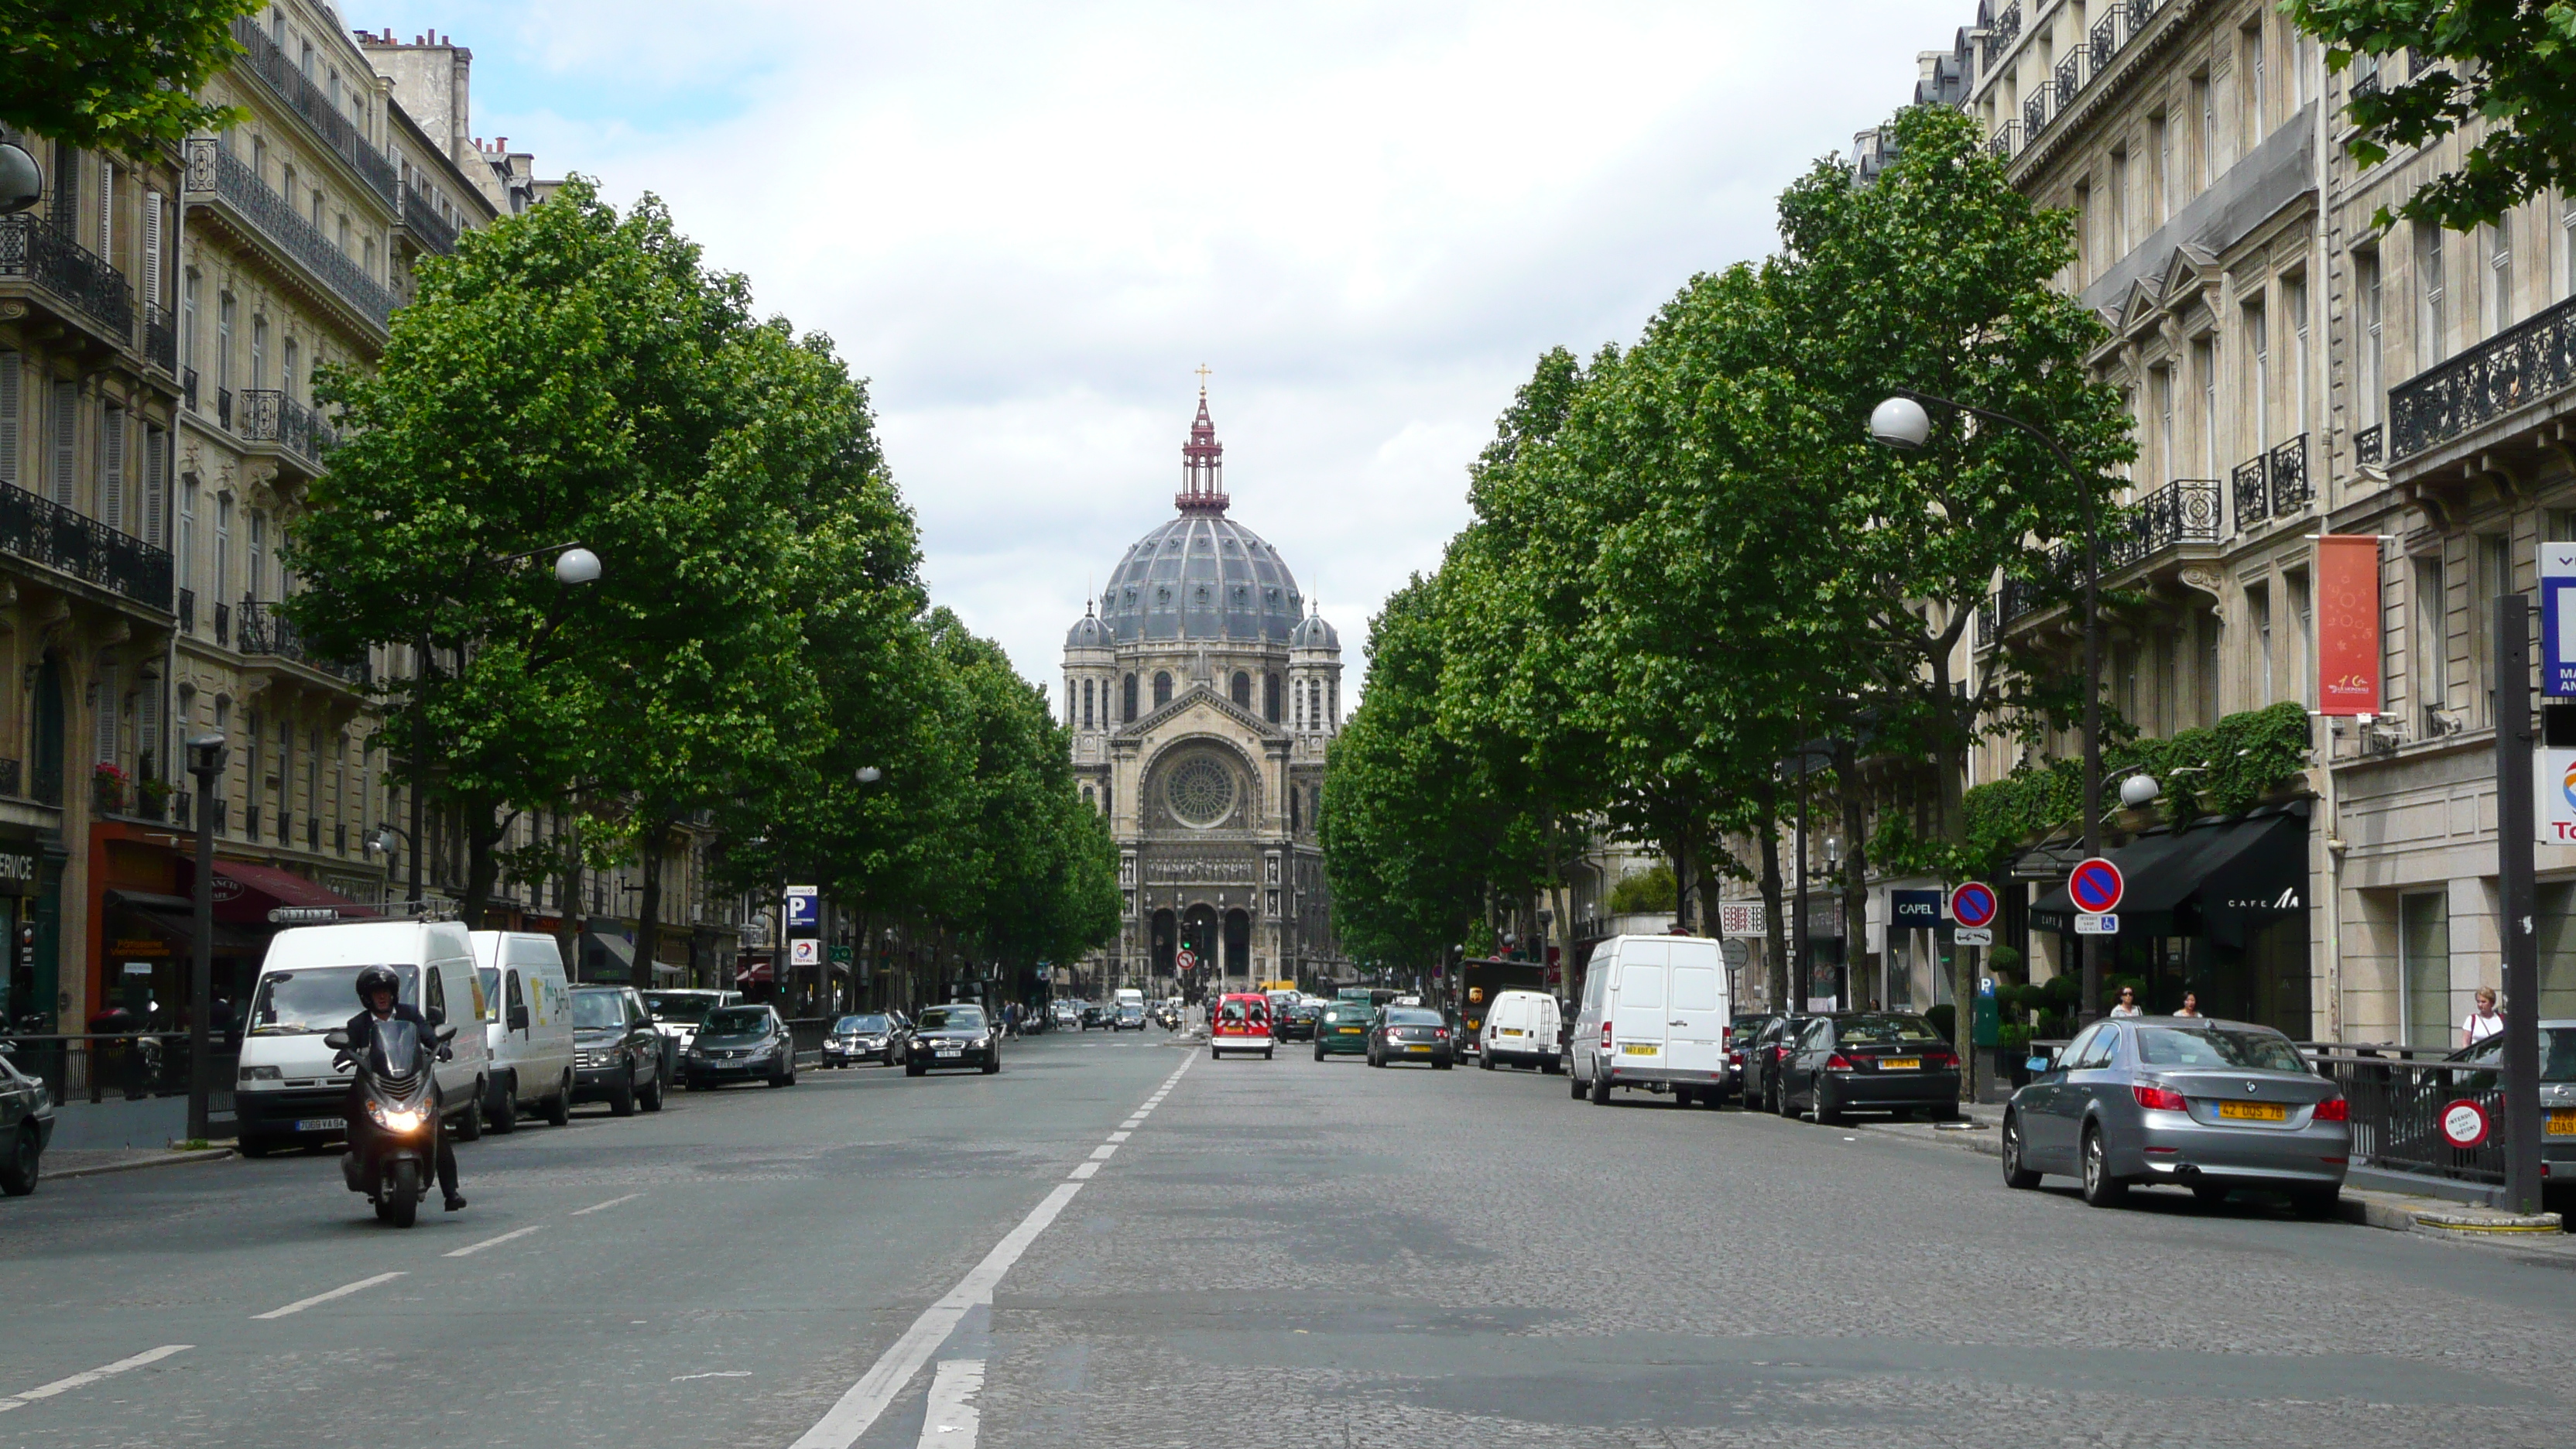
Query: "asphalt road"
5 1029 2576 1447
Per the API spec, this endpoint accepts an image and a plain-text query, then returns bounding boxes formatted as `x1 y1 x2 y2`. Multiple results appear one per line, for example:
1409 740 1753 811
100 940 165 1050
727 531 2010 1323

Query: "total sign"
2544 745 2576 844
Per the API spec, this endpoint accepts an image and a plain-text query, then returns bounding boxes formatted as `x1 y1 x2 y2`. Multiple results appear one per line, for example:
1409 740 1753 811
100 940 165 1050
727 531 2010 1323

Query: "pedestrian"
2462 987 2504 1047
2108 985 2143 1018
2174 992 2201 1018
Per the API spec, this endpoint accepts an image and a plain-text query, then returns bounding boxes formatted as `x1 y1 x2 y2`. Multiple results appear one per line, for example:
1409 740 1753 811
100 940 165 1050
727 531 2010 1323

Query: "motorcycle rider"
341 965 467 1212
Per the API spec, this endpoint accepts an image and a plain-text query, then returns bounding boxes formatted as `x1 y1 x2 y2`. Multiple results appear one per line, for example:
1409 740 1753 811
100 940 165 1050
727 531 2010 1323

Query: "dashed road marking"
914 1358 984 1447
252 1272 406 1320
572 1193 643 1216
443 1225 545 1259
0 1345 191 1413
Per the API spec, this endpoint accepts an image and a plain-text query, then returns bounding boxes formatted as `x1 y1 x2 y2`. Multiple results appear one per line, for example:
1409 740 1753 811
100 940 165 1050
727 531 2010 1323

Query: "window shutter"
94 663 120 766
142 425 166 546
0 351 19 488
137 678 161 777
142 192 164 305
98 162 113 259
101 404 124 532
50 381 77 506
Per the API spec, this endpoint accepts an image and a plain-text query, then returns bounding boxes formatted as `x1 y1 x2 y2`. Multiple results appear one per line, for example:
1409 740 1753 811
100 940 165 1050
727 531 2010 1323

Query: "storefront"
0 830 50 1028
2029 804 2311 1036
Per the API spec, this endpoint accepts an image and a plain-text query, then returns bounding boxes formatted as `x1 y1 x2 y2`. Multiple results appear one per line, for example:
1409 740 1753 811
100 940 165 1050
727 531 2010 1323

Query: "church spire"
1177 371 1228 514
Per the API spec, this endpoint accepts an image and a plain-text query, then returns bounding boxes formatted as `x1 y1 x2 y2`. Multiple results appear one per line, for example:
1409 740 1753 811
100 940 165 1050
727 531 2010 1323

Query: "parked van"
471 931 577 1132
1569 935 1731 1106
1477 990 1562 1073
234 920 490 1158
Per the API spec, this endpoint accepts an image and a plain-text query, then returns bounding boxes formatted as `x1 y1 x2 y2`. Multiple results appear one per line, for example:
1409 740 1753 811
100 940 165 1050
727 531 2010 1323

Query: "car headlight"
239 1064 282 1082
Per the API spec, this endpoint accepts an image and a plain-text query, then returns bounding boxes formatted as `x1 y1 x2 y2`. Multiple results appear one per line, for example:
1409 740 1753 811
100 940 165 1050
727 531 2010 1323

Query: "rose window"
1165 758 1235 827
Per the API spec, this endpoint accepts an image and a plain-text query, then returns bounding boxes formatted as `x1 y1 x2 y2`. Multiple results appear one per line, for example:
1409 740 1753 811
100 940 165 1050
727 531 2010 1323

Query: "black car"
1080 1003 1110 1031
1724 1012 1777 1105
570 986 667 1116
1776 1012 1961 1124
1366 1006 1454 1069
907 1003 1001 1075
1 1046 54 1196
1276 1001 1321 1042
683 1005 798 1089
824 1012 903 1067
1742 1013 1818 1115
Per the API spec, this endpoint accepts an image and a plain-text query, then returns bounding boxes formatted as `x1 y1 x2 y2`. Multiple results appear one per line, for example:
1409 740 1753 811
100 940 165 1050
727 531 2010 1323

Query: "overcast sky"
359 1 1972 694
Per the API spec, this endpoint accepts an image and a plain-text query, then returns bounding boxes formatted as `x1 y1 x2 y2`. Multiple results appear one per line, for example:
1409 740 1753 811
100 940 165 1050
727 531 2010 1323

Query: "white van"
471 931 577 1132
234 920 490 1157
1569 935 1731 1105
1478 990 1562 1073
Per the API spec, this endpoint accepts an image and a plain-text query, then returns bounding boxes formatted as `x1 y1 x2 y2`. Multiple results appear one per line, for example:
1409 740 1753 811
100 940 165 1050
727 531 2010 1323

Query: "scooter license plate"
295 1117 345 1132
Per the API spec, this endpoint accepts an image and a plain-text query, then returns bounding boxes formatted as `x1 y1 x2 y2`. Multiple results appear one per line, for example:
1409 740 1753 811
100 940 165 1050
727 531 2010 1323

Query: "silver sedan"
2002 1016 2348 1215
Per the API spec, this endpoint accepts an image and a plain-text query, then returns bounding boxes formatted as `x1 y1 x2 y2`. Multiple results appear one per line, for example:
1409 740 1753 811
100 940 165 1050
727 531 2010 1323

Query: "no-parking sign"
2068 858 2125 915
1949 882 1999 930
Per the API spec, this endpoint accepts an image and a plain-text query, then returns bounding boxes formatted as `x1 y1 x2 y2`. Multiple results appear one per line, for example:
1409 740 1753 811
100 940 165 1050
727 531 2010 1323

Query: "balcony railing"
235 389 337 468
2267 433 2311 516
0 481 175 611
214 600 231 646
2232 451 2271 526
184 139 395 331
2356 423 2384 465
228 15 400 205
2100 477 2221 571
1988 4 2019 51
0 214 137 340
143 302 176 374
1985 120 2022 160
1990 0 2169 155
216 386 232 430
237 598 368 684
2387 290 2576 461
183 367 199 413
401 184 459 256
245 804 260 840
178 587 195 634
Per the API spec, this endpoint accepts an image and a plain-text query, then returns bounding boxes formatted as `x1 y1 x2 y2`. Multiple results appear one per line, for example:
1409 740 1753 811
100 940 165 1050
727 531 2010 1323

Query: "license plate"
1406 1045 1430 1053
1621 1043 1658 1056
1500 1029 1523 1036
2547 1110 2576 1137
1882 1058 1920 1071
1338 1027 1362 1034
936 1049 961 1058
294 1118 345 1132
2218 1100 2287 1122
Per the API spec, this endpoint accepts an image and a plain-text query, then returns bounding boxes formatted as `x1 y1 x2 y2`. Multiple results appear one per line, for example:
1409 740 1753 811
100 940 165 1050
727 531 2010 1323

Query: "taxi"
1209 992 1276 1060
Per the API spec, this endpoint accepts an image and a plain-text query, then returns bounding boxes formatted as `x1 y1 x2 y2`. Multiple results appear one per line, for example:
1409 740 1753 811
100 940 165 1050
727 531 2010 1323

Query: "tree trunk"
1758 779 1786 1012
633 814 670 1003
1927 645 1978 1104
458 798 512 928
553 814 581 980
1836 737 1869 1010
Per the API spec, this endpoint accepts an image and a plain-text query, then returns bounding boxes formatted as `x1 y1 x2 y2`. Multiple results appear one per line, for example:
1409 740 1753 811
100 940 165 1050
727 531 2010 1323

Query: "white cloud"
370 1 1972 694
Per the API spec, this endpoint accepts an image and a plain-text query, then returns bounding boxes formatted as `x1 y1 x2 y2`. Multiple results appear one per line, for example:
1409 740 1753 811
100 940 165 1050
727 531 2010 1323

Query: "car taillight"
2313 1096 2348 1122
1435 1029 1450 1040
1728 1050 1744 1066
1924 1051 1958 1069
2132 1084 2188 1112
1825 1053 1854 1071
1601 1022 1613 1050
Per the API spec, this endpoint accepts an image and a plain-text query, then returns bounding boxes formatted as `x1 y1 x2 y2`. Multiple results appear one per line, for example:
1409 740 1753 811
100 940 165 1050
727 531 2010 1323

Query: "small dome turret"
1065 604 1112 650
1290 608 1339 650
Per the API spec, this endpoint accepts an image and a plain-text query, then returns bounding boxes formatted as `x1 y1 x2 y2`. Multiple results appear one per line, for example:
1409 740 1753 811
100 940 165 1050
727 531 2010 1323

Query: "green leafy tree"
2 0 254 153
2290 0 2576 229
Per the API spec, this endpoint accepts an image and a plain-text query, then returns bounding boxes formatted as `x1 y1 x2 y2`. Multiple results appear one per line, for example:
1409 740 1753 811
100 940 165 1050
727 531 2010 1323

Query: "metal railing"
237 598 368 683
184 139 395 331
2388 289 2576 461
178 587 195 634
2305 1045 2509 1187
235 389 337 468
2266 433 2311 516
183 367 200 413
1987 3 2019 50
228 15 400 204
213 600 231 646
0 1033 238 1108
1985 120 2022 160
144 301 176 374
1989 0 2168 156
0 478 175 611
2098 477 2221 571
0 214 137 340
402 184 459 255
216 386 232 430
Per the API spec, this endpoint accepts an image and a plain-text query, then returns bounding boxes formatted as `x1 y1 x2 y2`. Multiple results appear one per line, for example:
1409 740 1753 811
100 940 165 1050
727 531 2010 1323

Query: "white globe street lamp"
553 546 603 585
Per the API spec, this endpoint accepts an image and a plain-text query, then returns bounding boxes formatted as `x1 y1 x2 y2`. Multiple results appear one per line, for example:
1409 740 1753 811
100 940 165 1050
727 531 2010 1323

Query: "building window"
2413 553 2448 716
98 404 124 534
2475 533 2511 721
2150 365 2174 480
2487 221 2515 334
2358 248 2383 425
1122 673 1138 722
2286 275 2310 432
2400 891 2451 1050
251 317 268 390
0 350 17 489
1153 671 1172 709
2417 221 2446 367
2194 337 2218 479
183 271 200 381
50 379 76 508
178 480 196 591
2248 581 2273 706
218 293 235 396
1263 672 1281 723
2245 298 2269 452
2287 569 2313 709
1081 677 1094 728
1231 670 1251 708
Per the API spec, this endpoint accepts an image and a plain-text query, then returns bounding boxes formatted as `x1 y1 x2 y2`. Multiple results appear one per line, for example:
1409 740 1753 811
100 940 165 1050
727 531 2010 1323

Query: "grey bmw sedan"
2002 1016 2348 1215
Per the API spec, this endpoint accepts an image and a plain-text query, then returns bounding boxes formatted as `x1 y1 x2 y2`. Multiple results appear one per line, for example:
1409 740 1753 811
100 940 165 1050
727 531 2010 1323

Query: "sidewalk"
1834 1102 2572 1252
42 1144 237 1182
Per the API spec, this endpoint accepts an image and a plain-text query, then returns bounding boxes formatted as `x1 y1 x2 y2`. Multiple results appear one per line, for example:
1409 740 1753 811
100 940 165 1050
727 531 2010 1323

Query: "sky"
354 1 1975 695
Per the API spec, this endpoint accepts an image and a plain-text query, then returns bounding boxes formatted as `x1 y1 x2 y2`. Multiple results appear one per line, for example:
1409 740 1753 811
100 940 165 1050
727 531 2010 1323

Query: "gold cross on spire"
1194 362 1212 392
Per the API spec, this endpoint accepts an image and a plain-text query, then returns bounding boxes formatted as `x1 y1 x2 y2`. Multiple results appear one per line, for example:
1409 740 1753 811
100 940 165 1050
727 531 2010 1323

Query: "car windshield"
2134 1025 2307 1073
570 992 627 1029
702 1007 770 1036
1322 1008 1358 1024
919 1006 985 1030
1385 1009 1443 1026
251 965 413 1034
2455 1028 2576 1081
1836 1015 1944 1046
643 992 721 1024
837 1015 888 1033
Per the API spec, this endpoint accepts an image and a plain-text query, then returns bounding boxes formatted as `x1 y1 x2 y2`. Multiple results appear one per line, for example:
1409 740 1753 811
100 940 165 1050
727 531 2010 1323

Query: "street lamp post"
1871 392 2106 1024
183 732 229 1144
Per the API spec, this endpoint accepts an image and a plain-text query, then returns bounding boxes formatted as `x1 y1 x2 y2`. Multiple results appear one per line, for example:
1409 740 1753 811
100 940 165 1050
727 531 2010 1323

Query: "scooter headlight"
368 1102 425 1132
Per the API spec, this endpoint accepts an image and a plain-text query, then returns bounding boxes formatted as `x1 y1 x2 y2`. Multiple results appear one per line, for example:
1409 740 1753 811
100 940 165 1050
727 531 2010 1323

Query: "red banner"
2316 534 2382 715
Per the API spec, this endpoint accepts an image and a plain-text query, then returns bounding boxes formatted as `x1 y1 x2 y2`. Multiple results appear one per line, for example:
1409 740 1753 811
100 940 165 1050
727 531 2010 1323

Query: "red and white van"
1210 992 1275 1060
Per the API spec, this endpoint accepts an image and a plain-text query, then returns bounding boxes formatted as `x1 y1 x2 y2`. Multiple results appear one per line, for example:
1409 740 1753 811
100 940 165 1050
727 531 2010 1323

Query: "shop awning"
736 956 772 985
579 930 637 983
103 889 269 955
2032 807 2307 938
186 860 380 924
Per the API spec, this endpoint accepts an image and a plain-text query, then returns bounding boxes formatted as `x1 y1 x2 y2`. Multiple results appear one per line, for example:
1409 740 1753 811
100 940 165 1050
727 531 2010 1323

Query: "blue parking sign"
2546 543 2576 697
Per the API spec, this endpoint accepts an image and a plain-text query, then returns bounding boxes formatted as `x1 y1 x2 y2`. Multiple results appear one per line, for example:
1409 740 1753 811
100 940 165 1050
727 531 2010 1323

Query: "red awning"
199 860 381 924
735 956 772 985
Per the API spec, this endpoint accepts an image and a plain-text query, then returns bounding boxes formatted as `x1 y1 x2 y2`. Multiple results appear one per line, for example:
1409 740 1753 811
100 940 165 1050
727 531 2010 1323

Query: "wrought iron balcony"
2099 477 2221 572
178 587 195 634
2233 451 2271 526
237 598 368 684
1985 120 2023 161
183 139 394 332
0 481 174 611
2356 423 2384 465
213 601 231 646
183 367 199 413
235 389 337 470
2387 290 2576 462
1988 3 2019 50
401 184 459 256
228 15 400 205
2266 434 2311 516
0 214 136 341
2054 52 2084 109
143 302 176 375
217 387 232 430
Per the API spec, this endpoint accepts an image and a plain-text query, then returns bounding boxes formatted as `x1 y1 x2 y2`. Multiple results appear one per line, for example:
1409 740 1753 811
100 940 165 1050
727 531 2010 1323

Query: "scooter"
324 1017 454 1228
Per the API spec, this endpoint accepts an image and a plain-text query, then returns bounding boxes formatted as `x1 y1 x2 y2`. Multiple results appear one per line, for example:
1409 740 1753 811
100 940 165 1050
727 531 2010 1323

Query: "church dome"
1064 606 1112 649
1096 389 1303 644
1290 610 1339 650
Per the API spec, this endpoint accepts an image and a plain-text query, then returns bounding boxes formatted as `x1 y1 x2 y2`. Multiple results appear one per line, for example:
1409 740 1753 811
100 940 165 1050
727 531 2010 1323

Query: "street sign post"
2073 913 2119 936
784 886 820 931
2068 857 2124 916
1953 927 1994 946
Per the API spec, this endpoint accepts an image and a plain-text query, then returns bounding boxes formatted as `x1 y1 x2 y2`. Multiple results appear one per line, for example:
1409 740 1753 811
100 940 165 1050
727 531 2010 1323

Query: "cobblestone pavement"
958 1042 2576 1449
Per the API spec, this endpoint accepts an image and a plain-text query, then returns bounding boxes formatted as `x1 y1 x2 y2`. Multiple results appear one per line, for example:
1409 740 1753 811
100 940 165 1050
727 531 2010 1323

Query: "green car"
1312 1002 1374 1058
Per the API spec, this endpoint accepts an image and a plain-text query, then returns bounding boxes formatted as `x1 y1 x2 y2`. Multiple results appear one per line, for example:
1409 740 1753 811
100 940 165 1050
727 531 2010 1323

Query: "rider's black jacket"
342 1003 436 1062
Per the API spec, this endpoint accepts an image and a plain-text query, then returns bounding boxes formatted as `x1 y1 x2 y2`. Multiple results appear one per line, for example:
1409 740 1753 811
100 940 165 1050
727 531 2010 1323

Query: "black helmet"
355 965 401 1005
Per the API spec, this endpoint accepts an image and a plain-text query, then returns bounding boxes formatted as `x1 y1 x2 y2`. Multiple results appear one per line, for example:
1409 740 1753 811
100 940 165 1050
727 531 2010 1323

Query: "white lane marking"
674 1371 753 1382
1119 1119 1143 1130
252 1272 405 1321
443 1224 546 1259
1087 1144 1117 1160
1105 1132 1130 1142
0 1345 192 1413
572 1193 643 1216
791 1050 1193 1449
914 1359 984 1446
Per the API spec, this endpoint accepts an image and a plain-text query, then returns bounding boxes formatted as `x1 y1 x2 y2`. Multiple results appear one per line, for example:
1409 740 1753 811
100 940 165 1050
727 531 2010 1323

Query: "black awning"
2032 807 2307 939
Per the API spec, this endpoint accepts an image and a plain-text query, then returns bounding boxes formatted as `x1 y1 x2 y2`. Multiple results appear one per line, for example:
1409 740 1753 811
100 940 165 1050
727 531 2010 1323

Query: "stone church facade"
1062 389 1348 998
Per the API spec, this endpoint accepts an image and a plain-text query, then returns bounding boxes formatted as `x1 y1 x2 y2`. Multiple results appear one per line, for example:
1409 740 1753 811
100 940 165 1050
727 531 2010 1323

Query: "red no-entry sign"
1949 882 1998 930
2068 857 2125 915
